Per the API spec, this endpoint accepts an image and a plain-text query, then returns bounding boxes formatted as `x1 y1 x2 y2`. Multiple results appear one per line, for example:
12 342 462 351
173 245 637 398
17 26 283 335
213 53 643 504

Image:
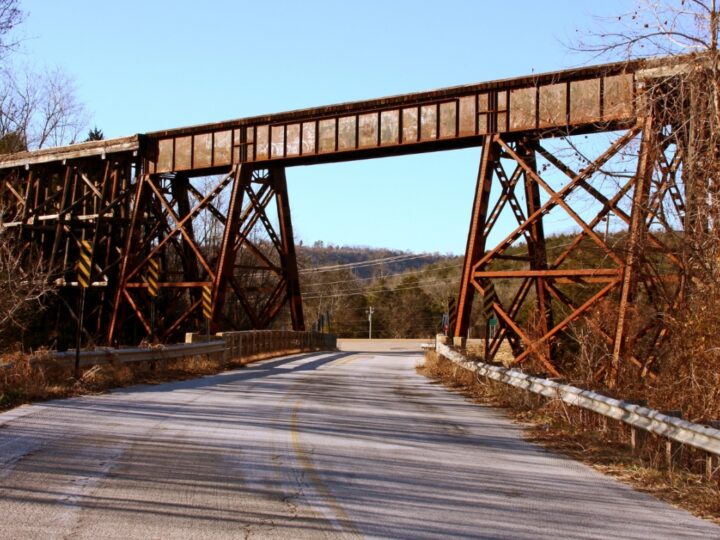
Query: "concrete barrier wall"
187 330 337 365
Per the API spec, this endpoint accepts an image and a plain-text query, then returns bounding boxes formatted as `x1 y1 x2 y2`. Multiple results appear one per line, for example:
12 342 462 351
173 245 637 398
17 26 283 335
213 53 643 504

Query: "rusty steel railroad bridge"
0 55 690 381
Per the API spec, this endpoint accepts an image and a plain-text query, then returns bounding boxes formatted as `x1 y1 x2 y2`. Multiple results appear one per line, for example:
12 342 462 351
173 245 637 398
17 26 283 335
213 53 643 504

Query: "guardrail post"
661 410 683 469
628 400 648 455
706 452 719 481
631 426 648 455
706 421 720 481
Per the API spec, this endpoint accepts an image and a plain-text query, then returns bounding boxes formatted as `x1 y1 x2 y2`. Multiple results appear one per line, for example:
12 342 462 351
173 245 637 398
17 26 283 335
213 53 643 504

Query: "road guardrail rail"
436 340 720 459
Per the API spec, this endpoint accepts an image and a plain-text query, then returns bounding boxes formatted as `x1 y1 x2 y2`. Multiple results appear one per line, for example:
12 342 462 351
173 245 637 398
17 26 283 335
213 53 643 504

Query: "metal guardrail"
435 341 720 458
0 331 336 371
52 341 227 368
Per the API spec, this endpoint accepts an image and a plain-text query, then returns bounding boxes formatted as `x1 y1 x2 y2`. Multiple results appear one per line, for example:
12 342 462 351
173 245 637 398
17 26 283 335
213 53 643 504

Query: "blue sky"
19 0 634 254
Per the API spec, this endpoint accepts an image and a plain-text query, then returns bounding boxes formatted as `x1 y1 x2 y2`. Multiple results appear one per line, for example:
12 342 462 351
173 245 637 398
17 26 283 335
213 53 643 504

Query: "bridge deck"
0 56 680 175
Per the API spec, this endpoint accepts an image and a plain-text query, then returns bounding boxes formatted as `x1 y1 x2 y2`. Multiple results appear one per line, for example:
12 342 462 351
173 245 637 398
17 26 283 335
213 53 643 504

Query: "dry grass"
0 348 307 412
418 350 720 525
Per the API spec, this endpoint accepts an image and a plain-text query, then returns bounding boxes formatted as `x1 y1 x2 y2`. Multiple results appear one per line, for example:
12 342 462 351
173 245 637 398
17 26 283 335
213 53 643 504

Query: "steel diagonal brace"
144 178 215 277
229 275 261 328
160 298 203 342
125 171 235 281
232 184 275 252
498 139 623 266
235 236 282 276
511 279 622 368
475 277 561 377
550 176 636 269
257 278 288 327
646 146 680 221
544 281 653 379
484 163 522 235
244 184 282 251
122 289 152 335
230 187 282 276
535 143 682 269
488 278 533 360
488 162 529 232
185 182 228 225
472 128 640 274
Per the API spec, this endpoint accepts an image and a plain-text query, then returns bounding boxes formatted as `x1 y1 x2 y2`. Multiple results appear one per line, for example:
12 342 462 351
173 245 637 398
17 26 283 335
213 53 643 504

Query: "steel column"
610 115 656 387
273 166 305 331
454 136 496 339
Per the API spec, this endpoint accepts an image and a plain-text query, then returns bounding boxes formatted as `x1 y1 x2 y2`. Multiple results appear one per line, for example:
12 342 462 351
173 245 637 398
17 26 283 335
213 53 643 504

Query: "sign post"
202 285 212 337
75 240 93 379
147 257 160 341
447 297 457 337
482 280 497 362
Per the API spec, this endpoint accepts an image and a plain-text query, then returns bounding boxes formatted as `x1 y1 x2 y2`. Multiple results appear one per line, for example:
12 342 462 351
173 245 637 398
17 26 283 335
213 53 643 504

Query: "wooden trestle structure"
0 55 692 380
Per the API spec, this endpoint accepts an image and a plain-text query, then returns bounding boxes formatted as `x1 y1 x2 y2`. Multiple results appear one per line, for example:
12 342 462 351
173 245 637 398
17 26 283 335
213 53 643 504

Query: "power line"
302 276 459 300
301 261 462 289
299 253 438 274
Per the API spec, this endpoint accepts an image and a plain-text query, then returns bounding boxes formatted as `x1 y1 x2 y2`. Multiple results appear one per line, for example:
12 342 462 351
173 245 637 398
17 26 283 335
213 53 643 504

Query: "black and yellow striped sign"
77 240 93 288
482 280 497 318
448 297 458 334
202 285 212 320
147 258 160 297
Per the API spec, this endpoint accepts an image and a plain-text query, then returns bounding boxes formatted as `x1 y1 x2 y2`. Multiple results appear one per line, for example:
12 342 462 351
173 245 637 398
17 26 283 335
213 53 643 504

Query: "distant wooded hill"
297 242 453 279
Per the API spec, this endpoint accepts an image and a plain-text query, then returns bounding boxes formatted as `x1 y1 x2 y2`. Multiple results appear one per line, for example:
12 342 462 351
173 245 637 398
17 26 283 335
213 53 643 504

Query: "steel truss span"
0 54 691 380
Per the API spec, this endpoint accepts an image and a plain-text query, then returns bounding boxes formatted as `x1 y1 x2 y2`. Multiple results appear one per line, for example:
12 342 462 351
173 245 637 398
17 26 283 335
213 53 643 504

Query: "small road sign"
202 285 213 320
482 280 497 318
77 240 93 288
147 258 160 297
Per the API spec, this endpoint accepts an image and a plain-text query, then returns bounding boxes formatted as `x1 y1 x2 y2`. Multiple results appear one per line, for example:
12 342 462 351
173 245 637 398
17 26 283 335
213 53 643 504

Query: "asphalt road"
0 340 718 539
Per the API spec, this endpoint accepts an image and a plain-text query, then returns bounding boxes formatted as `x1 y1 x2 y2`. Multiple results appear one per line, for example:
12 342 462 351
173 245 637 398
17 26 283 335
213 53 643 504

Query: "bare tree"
0 229 53 347
576 0 718 59
565 1 720 415
0 0 23 59
0 65 88 151
578 1 720 284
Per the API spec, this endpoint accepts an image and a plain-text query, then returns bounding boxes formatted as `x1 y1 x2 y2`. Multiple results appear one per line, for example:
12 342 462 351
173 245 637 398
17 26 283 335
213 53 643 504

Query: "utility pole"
603 215 610 242
366 306 374 340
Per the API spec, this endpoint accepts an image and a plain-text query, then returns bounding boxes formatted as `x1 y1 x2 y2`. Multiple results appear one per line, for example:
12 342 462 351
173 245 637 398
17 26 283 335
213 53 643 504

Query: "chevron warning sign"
482 280 497 319
447 297 458 334
202 285 213 320
77 240 93 288
147 258 160 297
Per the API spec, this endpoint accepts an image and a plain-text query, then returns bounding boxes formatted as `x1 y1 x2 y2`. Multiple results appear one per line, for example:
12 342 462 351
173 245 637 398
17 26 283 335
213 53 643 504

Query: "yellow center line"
290 399 361 537
332 354 368 367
